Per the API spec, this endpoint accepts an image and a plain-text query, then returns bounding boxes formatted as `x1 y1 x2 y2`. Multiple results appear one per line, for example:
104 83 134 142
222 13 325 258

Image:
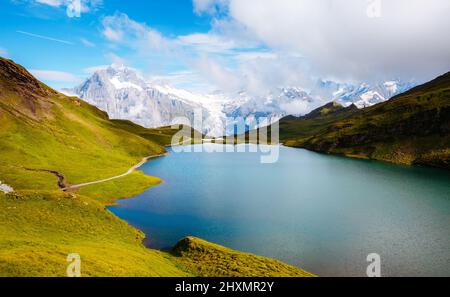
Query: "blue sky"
1 0 449 92
0 0 219 89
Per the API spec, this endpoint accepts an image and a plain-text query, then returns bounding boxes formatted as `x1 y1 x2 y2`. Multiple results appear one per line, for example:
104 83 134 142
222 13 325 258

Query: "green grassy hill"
172 237 313 277
109 119 203 147
0 57 310 276
267 72 450 169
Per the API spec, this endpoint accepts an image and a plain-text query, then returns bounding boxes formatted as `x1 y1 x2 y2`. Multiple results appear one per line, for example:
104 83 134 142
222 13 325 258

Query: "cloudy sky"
1 0 449 92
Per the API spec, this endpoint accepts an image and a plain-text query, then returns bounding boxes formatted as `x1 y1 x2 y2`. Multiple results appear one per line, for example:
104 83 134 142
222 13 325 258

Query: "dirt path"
17 153 167 191
21 167 67 189
62 153 168 191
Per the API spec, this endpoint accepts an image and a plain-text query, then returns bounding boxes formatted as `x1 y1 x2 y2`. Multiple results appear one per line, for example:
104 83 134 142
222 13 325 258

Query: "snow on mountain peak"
384 81 398 93
64 66 417 136
109 76 144 91
331 79 416 109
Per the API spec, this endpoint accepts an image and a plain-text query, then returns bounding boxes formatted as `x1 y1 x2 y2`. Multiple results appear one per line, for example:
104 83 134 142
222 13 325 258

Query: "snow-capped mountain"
63 66 315 136
222 87 315 131
63 66 226 136
327 80 416 108
64 65 416 136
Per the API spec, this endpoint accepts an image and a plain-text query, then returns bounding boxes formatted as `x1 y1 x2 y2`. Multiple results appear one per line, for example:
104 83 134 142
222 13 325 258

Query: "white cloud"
102 27 123 42
99 12 279 93
101 13 169 50
192 52 316 96
195 0 450 93
192 0 227 15
216 0 450 82
177 33 237 54
35 0 62 7
233 51 277 63
280 100 312 115
30 69 81 83
193 56 243 92
100 12 265 61
28 0 103 13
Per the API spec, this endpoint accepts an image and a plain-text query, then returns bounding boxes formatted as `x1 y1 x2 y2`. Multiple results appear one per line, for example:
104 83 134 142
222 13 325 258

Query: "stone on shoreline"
0 181 14 193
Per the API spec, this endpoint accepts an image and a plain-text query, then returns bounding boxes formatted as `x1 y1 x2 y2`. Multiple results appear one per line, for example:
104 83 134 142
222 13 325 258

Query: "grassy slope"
0 191 187 277
271 73 450 169
109 119 203 147
0 81 165 190
0 57 310 276
173 237 314 277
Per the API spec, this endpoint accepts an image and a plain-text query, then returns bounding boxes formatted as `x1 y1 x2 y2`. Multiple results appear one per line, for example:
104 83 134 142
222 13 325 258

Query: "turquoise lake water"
109 144 450 276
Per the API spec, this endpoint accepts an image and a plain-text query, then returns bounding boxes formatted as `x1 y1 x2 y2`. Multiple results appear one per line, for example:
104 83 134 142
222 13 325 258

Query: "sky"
1 0 449 93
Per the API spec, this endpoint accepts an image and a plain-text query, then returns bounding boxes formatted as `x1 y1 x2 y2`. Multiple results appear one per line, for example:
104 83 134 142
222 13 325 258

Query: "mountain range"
63 65 416 136
249 72 450 169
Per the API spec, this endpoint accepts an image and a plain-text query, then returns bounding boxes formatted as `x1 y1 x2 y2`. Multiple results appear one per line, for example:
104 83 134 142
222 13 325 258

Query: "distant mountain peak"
329 79 417 108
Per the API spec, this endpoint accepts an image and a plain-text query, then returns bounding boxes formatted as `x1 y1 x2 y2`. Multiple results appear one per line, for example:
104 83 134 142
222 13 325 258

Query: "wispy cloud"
17 30 74 45
30 69 81 83
176 33 237 54
83 65 109 74
27 0 103 13
105 52 127 66
80 37 95 47
35 0 62 7
101 13 169 49
102 27 124 42
148 70 214 92
192 0 228 15
99 12 277 93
